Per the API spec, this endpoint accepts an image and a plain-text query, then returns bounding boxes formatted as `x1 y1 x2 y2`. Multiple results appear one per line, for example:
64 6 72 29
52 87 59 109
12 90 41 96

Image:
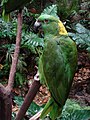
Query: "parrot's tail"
40 98 63 120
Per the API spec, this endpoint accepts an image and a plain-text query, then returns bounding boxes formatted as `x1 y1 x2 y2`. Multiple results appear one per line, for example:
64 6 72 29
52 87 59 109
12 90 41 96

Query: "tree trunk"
0 84 12 120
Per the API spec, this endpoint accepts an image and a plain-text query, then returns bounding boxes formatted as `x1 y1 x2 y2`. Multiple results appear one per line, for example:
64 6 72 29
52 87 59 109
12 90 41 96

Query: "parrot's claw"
34 71 40 81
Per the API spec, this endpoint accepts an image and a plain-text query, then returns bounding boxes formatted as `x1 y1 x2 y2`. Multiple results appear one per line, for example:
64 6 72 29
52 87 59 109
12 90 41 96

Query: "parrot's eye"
37 20 44 23
37 20 41 23
44 19 49 23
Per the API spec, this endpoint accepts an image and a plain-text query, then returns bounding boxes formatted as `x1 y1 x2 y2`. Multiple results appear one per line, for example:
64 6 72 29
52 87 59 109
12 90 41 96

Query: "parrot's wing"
40 98 62 120
39 36 77 119
40 38 67 105
39 36 77 105
39 56 46 85
40 98 53 119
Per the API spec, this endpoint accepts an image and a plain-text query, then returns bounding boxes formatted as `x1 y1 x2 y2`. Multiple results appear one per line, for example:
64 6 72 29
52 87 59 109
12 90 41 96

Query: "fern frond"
41 4 59 19
57 99 90 120
21 32 44 48
69 23 90 52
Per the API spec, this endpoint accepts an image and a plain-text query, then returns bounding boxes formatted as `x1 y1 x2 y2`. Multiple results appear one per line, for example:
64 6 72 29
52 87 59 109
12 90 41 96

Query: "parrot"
34 14 77 120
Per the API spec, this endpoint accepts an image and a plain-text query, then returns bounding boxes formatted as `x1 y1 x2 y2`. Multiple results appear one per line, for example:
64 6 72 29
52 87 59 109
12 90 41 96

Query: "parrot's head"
34 14 68 36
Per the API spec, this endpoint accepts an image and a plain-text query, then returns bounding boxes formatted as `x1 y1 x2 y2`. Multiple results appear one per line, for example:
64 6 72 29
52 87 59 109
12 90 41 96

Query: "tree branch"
6 9 23 92
15 80 41 120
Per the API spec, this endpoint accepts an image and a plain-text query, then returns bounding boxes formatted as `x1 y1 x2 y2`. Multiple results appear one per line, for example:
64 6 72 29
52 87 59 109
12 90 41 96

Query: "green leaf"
57 99 90 120
41 4 59 19
75 23 89 34
15 72 25 86
13 96 44 116
87 47 90 52
0 18 17 39
21 32 44 52
69 23 90 51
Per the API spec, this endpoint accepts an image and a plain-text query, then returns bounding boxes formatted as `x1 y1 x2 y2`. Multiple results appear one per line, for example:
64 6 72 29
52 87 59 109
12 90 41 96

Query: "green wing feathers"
40 98 63 120
39 36 77 119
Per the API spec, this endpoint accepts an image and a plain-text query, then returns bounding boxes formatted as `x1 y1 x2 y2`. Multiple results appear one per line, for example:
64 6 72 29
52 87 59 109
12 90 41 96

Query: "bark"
6 9 23 92
15 81 41 120
0 84 12 120
0 84 5 97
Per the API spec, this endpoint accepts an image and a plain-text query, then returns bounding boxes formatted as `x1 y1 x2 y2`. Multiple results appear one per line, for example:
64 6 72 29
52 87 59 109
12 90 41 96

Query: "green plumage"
36 14 77 119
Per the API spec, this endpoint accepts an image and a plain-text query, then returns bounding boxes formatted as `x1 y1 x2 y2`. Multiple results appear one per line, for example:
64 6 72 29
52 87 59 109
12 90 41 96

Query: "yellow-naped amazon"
34 14 77 120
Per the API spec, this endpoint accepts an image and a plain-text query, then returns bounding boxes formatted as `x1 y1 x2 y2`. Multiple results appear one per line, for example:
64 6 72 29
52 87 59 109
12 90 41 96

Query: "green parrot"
34 14 77 120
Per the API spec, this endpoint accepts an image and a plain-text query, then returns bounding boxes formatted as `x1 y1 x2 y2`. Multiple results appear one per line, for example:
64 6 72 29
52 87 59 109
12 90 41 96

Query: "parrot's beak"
34 21 41 33
34 21 44 38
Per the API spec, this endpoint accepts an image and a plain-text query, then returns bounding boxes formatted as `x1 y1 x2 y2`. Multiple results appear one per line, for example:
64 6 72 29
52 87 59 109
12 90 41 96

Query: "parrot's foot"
34 70 40 81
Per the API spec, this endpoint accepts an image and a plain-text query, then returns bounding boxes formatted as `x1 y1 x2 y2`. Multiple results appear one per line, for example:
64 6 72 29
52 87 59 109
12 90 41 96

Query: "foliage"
15 55 27 86
0 41 27 85
69 23 90 52
0 4 60 86
0 18 17 39
0 44 14 78
0 17 44 86
0 17 44 51
56 0 79 20
21 32 44 53
12 96 44 119
57 99 90 120
12 98 90 120
41 4 59 19
43 99 90 120
0 4 60 54
0 62 9 80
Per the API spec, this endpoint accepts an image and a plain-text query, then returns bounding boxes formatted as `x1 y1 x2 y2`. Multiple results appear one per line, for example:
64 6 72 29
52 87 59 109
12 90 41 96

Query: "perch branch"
15 80 41 120
6 9 23 92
